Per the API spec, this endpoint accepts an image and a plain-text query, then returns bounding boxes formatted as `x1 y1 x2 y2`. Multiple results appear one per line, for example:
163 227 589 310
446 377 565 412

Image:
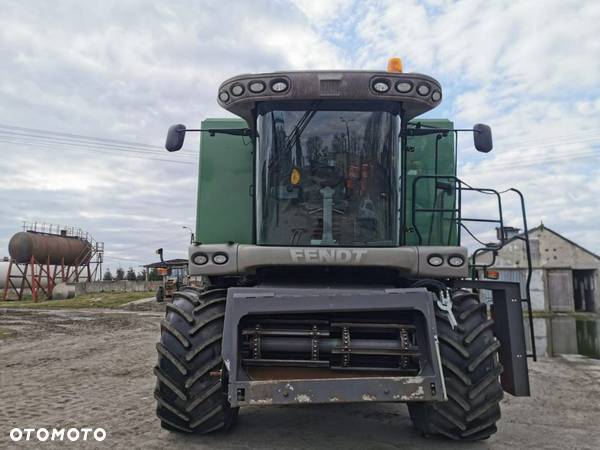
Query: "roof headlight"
395 81 413 93
448 255 465 267
231 84 244 96
432 90 442 101
218 91 230 102
271 79 289 92
248 81 266 93
192 253 209 265
428 255 444 267
372 79 390 93
212 253 228 265
417 84 431 96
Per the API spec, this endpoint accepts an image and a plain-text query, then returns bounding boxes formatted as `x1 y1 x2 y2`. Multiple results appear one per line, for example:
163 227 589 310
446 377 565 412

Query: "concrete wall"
80 280 161 293
530 269 546 311
546 269 574 312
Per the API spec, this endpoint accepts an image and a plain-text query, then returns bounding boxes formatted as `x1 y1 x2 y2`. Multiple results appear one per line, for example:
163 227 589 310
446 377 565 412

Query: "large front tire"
154 287 238 433
408 290 503 441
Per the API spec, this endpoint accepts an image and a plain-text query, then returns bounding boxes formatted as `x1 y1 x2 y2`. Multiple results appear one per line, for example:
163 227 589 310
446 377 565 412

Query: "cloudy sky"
0 0 598 273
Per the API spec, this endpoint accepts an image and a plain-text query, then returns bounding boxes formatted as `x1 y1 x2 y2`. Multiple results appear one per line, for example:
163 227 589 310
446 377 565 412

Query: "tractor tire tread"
408 291 503 441
160 319 191 349
463 319 495 345
156 343 188 376
155 288 238 434
166 303 195 324
193 297 227 314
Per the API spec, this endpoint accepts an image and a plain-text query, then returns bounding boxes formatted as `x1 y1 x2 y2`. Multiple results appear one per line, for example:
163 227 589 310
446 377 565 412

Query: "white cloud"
0 0 598 272
349 0 600 252
0 0 346 270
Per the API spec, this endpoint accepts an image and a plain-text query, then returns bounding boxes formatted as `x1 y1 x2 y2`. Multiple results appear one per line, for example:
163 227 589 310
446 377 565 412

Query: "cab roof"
217 70 442 127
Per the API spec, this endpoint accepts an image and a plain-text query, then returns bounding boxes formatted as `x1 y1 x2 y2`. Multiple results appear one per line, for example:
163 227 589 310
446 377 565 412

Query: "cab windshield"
256 103 400 247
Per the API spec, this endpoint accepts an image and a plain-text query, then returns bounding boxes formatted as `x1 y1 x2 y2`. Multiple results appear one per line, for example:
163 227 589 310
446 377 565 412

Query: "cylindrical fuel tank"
8 232 93 265
0 260 49 288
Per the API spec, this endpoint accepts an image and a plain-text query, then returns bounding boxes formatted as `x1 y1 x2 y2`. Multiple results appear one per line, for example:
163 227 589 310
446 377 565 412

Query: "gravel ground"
1 307 599 449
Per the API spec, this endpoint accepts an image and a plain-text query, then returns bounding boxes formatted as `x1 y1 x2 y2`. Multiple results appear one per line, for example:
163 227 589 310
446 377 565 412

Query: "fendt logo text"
9 427 107 442
290 248 368 264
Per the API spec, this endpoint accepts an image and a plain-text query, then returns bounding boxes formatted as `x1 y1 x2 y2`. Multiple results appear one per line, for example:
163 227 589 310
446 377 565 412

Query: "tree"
307 135 326 161
126 267 137 281
136 270 147 281
103 269 113 281
148 268 162 281
115 267 125 281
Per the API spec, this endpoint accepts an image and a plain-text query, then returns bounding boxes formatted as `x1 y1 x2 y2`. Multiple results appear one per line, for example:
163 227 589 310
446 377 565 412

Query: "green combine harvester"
155 58 535 441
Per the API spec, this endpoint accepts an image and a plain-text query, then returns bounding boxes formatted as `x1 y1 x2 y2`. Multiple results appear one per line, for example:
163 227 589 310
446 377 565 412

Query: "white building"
475 224 599 312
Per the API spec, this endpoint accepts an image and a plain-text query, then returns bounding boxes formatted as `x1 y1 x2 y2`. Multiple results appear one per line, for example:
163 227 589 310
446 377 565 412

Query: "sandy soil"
1 307 599 449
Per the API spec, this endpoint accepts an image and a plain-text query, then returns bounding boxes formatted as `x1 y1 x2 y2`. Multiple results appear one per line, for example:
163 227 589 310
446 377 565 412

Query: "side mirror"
165 124 186 152
473 123 493 153
156 248 164 262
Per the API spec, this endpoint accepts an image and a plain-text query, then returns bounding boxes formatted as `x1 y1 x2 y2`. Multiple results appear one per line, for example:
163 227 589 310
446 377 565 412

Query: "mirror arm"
183 128 255 138
166 124 256 152
400 127 475 137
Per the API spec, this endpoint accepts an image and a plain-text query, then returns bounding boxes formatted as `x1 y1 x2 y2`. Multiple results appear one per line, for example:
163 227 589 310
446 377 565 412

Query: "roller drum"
8 232 92 265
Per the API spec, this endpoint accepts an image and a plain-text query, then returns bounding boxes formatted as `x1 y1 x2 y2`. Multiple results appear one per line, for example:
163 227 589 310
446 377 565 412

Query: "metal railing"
411 175 536 360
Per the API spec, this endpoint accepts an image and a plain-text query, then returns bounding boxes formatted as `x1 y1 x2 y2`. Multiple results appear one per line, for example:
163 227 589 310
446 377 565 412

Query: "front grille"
240 312 421 374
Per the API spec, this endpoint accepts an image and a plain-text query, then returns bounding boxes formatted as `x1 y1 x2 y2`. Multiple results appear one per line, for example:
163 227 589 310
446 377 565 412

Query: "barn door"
573 270 597 312
546 270 574 312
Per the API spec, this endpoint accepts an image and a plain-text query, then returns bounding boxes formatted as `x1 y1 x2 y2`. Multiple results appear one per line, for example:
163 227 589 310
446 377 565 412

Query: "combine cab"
154 58 534 441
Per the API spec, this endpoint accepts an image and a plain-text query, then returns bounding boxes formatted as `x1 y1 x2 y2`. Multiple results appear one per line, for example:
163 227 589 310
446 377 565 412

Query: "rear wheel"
408 290 503 441
154 287 238 433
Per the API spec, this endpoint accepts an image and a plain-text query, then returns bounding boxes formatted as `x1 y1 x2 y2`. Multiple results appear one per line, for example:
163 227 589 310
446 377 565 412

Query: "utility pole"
182 226 194 244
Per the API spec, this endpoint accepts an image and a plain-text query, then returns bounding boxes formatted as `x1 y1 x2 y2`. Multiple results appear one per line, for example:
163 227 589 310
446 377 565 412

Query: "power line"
0 133 198 160
465 151 598 171
3 121 598 153
496 136 600 153
110 235 191 252
0 130 193 156
496 128 600 147
456 130 600 154
2 121 597 172
458 134 600 155
0 122 198 153
461 149 599 172
0 138 196 165
103 255 145 262
456 128 600 150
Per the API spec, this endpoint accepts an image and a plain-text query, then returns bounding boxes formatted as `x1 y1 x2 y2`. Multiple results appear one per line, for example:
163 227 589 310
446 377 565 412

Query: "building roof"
144 258 188 269
529 224 600 261
478 224 600 261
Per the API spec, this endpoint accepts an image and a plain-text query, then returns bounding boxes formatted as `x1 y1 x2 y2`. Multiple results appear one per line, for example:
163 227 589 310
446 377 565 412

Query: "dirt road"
1 307 599 449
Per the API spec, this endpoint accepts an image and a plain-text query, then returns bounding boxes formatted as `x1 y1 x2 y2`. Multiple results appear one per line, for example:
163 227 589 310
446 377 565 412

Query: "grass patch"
0 291 153 310
530 310 599 320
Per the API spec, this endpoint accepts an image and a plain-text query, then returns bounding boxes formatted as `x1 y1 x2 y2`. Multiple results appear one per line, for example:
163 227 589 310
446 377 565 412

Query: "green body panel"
195 118 457 247
196 118 253 244
405 119 458 246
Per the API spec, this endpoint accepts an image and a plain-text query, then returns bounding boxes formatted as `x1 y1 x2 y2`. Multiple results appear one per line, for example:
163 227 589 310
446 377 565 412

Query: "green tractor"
155 58 534 441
